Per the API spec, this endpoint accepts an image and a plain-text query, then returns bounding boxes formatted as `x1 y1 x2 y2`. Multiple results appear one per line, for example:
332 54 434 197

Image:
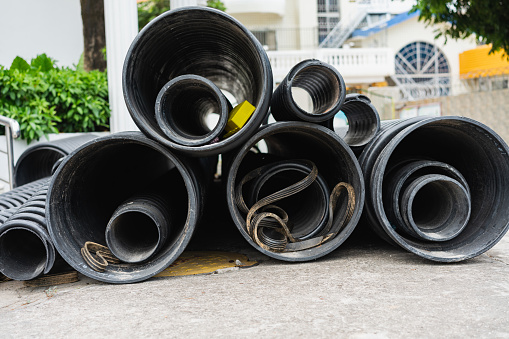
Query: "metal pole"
0 115 21 190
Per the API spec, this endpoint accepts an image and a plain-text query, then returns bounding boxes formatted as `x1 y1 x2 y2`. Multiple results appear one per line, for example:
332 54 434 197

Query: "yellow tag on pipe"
223 100 256 138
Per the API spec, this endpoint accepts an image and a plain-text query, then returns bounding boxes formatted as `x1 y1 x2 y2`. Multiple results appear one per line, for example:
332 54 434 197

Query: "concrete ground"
0 218 508 339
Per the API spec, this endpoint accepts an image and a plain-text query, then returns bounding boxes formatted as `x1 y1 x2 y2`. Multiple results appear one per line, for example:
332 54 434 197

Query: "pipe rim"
401 174 471 241
155 74 230 146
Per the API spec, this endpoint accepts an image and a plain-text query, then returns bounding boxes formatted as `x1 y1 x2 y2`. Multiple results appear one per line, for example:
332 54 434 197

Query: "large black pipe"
123 7 273 156
271 59 346 123
359 116 509 262
14 134 98 187
0 180 56 281
155 75 231 146
226 121 364 261
47 132 210 283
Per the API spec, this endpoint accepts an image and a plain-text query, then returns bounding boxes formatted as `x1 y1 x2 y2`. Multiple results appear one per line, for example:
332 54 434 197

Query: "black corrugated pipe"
105 170 181 264
47 132 211 283
0 180 56 281
225 121 364 261
123 7 273 157
14 134 99 187
155 75 232 146
359 116 509 262
270 59 346 124
0 178 48 211
323 93 381 154
384 160 471 242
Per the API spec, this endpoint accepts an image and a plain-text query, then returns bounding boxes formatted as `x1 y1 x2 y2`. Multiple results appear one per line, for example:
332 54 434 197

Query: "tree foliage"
413 0 508 56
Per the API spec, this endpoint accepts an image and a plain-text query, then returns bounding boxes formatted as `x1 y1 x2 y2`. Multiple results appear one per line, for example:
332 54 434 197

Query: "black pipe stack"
1 7 508 285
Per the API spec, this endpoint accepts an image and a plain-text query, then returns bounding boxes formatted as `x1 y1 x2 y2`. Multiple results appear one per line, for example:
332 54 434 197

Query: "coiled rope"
235 159 355 252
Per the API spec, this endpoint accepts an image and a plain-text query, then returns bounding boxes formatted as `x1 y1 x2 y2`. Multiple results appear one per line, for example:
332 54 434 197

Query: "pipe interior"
231 125 363 259
408 179 470 241
158 79 225 141
340 100 379 147
15 149 65 187
125 9 265 138
49 138 190 275
107 212 160 263
251 169 329 239
291 65 340 116
382 120 509 256
0 228 46 280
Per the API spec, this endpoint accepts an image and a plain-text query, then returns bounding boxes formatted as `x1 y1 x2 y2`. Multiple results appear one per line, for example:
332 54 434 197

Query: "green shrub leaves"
0 54 110 143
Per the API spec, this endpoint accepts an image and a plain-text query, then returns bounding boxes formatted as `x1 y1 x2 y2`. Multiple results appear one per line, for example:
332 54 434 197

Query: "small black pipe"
400 174 471 241
105 171 180 263
14 134 98 187
383 160 470 241
0 180 57 281
271 59 346 123
155 75 232 146
323 93 380 154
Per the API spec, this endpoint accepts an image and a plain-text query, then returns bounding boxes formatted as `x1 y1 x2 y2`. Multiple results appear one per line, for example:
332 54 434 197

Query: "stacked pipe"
359 117 509 261
14 134 98 187
0 134 101 281
47 132 213 283
0 179 56 281
2 7 508 285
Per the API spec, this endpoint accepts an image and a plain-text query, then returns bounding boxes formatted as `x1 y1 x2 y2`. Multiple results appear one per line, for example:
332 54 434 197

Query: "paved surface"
0 220 508 338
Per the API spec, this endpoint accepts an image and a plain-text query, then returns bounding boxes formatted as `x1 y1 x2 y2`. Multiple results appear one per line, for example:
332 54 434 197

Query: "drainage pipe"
47 132 210 283
123 7 273 156
359 116 509 262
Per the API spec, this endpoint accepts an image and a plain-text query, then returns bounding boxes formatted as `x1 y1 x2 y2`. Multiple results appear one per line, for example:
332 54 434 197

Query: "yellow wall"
459 45 509 78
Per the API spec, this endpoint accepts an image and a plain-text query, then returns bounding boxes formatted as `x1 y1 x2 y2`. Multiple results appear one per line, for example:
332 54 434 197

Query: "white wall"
0 0 84 68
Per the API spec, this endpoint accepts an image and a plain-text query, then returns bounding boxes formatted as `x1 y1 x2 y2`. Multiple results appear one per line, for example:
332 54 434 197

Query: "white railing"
319 5 368 48
358 0 415 13
267 48 395 84
170 0 207 8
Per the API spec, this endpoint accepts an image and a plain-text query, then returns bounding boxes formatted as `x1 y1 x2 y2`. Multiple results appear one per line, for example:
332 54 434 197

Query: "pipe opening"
47 133 200 283
251 168 329 240
14 149 65 187
340 99 379 147
106 212 161 263
227 122 364 261
291 65 341 116
405 177 470 241
0 228 46 280
155 75 230 146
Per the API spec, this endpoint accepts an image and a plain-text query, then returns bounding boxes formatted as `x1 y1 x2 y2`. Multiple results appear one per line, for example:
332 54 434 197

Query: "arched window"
394 41 450 100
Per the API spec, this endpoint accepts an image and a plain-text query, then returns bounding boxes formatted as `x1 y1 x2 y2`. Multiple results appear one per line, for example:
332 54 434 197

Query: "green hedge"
0 54 110 144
